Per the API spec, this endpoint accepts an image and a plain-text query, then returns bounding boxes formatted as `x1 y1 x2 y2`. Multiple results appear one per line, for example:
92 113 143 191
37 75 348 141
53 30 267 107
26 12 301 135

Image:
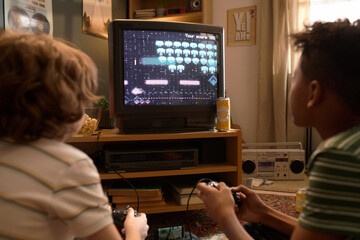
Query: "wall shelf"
127 0 212 24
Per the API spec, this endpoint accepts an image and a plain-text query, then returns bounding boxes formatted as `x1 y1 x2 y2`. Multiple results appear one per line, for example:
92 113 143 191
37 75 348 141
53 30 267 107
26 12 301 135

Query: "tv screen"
108 20 225 133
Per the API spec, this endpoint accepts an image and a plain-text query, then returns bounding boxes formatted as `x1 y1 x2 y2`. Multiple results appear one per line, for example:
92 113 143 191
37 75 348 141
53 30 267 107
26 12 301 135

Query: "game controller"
207 181 242 207
112 205 139 230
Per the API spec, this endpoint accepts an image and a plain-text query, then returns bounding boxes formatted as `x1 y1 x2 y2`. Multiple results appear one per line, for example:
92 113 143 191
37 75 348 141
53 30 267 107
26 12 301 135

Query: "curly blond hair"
0 31 100 142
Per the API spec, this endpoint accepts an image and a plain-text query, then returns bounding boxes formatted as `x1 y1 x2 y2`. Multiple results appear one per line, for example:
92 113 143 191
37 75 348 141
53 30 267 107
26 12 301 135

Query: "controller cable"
162 177 213 240
93 130 140 213
114 171 140 214
184 177 214 240
92 129 140 237
93 131 140 212
95 130 101 145
94 131 211 239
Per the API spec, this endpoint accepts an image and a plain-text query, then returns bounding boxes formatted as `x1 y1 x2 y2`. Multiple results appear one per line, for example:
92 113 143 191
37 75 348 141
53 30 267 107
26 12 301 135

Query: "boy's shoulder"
0 138 88 165
308 124 360 170
29 138 89 165
0 138 94 185
320 124 360 153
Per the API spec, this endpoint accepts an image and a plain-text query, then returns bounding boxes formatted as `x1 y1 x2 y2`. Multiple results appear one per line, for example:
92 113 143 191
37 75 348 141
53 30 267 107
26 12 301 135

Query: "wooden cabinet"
68 129 242 214
128 0 212 24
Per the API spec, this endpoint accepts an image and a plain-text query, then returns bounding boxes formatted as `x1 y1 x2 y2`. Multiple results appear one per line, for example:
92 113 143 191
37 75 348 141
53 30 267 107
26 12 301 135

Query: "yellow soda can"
296 187 307 212
216 97 230 131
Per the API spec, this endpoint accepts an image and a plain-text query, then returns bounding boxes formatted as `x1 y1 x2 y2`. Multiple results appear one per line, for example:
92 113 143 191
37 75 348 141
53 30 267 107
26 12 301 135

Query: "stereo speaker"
188 0 202 12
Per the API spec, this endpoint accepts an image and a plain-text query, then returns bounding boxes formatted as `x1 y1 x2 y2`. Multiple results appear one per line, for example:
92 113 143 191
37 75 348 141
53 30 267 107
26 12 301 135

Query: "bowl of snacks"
77 107 102 136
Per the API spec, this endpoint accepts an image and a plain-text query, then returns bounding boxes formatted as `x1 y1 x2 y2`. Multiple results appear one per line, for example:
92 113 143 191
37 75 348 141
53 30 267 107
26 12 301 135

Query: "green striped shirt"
299 124 360 239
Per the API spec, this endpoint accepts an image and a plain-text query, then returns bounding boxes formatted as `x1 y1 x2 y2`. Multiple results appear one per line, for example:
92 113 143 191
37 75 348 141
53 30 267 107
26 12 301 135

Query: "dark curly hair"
0 31 100 143
292 18 360 115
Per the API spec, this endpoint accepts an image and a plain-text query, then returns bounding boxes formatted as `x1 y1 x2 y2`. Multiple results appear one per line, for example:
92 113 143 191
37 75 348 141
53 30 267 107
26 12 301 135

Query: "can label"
296 187 307 212
216 97 230 131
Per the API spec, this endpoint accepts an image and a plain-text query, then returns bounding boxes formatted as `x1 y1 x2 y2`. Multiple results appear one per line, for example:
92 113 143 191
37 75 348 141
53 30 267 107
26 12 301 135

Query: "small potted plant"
98 98 116 129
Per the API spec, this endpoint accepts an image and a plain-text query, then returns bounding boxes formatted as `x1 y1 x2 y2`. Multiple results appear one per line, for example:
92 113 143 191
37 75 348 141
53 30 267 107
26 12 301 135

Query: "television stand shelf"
136 196 205 214
68 129 242 214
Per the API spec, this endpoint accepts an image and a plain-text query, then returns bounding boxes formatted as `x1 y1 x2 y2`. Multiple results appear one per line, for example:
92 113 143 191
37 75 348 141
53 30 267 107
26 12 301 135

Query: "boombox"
242 142 306 180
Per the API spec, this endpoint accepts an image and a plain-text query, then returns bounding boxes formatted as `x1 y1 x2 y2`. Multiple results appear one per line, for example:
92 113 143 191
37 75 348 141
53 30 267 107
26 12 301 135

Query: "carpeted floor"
251 178 308 193
146 193 299 239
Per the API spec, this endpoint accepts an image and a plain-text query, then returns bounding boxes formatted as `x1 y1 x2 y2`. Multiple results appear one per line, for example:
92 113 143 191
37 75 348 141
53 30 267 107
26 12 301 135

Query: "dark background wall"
1 0 127 99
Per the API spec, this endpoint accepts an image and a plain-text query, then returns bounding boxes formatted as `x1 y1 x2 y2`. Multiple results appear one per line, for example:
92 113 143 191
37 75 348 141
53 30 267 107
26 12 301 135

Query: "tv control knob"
242 160 256 174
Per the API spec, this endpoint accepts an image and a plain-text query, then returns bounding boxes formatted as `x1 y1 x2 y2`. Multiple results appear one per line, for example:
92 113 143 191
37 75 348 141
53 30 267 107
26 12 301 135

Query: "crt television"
108 19 225 133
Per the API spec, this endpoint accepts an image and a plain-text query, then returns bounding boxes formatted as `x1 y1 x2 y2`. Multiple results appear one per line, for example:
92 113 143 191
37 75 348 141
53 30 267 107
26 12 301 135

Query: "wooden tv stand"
68 129 242 214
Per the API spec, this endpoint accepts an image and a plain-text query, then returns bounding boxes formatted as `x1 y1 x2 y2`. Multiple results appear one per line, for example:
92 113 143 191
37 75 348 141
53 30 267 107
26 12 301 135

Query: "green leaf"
98 98 110 110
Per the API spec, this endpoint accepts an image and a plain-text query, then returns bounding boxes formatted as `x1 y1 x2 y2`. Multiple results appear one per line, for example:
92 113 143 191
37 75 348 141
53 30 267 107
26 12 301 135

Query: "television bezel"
108 19 225 133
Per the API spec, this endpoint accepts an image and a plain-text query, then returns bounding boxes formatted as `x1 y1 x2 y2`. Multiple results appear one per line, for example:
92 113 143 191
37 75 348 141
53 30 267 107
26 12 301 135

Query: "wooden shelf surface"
100 163 237 180
134 12 203 23
69 129 241 143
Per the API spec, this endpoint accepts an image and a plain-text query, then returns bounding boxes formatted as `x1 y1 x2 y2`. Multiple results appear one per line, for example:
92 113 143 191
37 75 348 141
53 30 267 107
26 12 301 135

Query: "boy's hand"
196 182 236 223
123 208 149 240
231 185 269 224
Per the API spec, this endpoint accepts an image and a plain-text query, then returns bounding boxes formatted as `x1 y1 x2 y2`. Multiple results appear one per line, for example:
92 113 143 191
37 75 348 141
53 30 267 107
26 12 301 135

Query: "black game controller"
112 205 139 230
207 181 242 207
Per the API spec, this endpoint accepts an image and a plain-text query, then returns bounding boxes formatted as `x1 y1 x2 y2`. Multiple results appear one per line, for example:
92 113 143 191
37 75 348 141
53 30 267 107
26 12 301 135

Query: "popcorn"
77 113 98 135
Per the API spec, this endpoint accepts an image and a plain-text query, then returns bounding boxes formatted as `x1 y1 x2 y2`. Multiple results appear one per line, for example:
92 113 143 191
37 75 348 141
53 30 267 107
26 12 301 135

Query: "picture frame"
227 6 257 46
3 0 53 35
82 0 112 39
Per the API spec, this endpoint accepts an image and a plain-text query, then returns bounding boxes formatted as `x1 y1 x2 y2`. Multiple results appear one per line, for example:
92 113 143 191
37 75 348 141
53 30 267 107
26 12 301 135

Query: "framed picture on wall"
227 6 256 46
82 0 112 39
3 0 53 35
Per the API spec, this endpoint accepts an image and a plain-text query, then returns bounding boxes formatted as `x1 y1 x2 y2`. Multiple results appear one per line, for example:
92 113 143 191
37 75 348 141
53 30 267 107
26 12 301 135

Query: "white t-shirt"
0 138 113 239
